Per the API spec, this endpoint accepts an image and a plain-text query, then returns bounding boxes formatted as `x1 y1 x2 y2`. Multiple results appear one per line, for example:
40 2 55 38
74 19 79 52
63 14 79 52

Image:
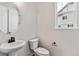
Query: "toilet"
29 38 50 56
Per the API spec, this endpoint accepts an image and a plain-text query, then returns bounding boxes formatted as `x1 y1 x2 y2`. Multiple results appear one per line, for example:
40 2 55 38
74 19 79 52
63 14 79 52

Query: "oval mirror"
0 2 20 34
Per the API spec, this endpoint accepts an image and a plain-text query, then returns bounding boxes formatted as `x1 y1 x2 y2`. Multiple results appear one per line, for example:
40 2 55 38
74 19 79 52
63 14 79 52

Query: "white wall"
0 2 37 56
37 2 79 56
13 2 38 56
0 2 79 56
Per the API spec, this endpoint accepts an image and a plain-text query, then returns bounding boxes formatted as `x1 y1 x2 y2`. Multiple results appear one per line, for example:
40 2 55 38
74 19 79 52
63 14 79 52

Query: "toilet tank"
29 38 39 50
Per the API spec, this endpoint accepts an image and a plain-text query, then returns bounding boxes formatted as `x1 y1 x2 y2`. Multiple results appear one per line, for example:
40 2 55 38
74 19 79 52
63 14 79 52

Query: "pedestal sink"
0 40 26 55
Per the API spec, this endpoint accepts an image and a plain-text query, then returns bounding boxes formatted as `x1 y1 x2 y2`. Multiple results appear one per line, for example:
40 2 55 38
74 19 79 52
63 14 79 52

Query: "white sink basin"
0 40 26 54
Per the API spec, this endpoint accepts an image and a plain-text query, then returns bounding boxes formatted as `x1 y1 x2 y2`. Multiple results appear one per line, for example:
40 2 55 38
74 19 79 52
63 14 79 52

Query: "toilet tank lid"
29 38 39 42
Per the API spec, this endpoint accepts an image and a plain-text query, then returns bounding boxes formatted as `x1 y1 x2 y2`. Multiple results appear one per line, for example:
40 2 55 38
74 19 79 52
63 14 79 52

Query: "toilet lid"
34 47 49 55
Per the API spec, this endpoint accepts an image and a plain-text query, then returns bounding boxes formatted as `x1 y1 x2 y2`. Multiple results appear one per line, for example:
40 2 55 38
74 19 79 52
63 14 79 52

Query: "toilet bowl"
29 38 50 56
34 47 49 56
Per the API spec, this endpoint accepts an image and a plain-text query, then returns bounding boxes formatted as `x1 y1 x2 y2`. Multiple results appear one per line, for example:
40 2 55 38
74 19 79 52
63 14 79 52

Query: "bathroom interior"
0 2 79 56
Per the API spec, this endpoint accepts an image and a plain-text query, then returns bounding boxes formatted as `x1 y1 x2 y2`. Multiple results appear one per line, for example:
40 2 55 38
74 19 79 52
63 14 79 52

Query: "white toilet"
29 38 50 56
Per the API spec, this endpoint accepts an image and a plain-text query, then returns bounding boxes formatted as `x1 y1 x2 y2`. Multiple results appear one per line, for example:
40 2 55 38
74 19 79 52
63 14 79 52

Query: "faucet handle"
8 39 11 43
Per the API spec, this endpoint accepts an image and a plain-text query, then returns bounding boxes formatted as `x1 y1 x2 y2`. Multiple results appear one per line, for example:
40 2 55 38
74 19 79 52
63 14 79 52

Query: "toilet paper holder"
52 42 57 46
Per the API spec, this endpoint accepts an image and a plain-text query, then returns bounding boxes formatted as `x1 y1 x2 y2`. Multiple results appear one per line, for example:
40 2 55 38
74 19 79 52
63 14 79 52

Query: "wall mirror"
55 2 79 29
0 2 20 34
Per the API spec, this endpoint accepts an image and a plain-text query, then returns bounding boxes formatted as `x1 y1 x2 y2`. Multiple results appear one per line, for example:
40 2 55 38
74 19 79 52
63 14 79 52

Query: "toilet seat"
34 47 49 56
